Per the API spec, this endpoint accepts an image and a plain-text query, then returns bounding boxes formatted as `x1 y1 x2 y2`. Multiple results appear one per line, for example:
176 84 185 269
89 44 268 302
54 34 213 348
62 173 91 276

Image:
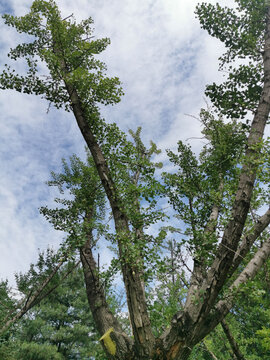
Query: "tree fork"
194 236 270 343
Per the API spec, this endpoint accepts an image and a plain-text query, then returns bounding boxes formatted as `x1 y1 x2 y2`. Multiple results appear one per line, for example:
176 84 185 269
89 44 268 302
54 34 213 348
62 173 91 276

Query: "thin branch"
221 319 247 360
202 341 219 360
229 208 270 276
62 14 74 21
31 260 80 307
0 259 64 335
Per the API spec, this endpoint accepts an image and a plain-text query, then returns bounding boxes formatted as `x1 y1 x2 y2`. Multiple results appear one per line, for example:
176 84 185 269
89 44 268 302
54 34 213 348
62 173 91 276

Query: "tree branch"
204 236 270 337
0 259 64 335
221 319 247 360
229 208 270 276
185 180 223 309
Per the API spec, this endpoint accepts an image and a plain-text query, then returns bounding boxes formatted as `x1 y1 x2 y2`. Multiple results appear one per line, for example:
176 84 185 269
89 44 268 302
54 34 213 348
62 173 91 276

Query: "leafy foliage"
195 0 266 118
163 108 247 262
1 0 270 359
0 0 123 115
1 257 105 360
40 153 106 253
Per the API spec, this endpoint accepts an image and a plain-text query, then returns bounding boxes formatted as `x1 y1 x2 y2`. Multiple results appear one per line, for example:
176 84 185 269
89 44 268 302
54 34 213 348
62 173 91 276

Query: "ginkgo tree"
0 0 270 359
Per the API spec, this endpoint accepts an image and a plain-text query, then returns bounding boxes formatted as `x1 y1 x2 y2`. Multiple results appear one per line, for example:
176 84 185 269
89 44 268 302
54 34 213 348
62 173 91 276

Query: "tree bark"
229 208 270 276
80 231 133 359
199 236 270 340
156 233 270 359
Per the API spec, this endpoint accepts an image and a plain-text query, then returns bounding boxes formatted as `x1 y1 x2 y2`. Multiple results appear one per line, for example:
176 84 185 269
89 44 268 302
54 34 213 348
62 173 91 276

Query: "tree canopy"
0 0 270 359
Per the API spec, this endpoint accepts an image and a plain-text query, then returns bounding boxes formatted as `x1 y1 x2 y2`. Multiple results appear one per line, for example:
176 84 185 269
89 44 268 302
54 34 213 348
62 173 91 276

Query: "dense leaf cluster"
196 0 266 117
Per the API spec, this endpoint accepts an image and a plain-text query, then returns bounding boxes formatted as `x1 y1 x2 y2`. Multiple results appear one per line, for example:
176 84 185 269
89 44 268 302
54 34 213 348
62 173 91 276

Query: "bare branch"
62 13 73 21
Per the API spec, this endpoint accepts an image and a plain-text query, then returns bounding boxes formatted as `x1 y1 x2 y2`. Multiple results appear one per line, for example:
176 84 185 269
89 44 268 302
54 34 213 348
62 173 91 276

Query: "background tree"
0 252 108 359
0 0 270 359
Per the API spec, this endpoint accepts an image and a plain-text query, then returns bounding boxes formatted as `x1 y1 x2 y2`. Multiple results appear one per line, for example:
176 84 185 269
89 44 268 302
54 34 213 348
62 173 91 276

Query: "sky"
0 0 234 287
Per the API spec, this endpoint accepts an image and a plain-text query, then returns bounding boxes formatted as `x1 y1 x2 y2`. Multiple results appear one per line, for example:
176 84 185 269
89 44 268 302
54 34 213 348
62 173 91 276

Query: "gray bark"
80 228 133 358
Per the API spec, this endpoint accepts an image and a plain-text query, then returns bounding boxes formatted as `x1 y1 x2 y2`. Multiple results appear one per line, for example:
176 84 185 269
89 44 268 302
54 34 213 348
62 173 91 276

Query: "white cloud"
0 0 233 286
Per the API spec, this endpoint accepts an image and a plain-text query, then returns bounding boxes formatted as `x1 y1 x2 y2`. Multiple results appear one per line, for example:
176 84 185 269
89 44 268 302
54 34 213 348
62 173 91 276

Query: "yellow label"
99 327 116 356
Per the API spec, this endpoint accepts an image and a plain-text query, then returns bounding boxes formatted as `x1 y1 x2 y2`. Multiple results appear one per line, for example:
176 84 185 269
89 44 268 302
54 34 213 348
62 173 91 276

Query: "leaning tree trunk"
65 86 155 357
50 29 156 358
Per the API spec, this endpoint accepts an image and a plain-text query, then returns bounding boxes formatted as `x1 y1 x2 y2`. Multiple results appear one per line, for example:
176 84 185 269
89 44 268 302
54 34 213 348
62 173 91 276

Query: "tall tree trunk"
185 3 270 324
51 29 156 357
67 87 155 357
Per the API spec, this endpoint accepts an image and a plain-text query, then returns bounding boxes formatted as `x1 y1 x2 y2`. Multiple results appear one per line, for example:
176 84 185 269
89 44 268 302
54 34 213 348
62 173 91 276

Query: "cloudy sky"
0 0 234 286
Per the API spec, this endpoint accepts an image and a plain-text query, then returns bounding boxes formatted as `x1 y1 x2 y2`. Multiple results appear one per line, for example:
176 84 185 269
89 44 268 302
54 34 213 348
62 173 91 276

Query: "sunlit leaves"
196 0 266 117
40 153 106 251
0 0 123 113
163 108 247 261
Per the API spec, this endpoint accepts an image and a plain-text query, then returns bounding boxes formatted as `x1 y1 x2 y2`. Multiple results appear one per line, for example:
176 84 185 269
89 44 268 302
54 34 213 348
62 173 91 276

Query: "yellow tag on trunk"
99 327 116 356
